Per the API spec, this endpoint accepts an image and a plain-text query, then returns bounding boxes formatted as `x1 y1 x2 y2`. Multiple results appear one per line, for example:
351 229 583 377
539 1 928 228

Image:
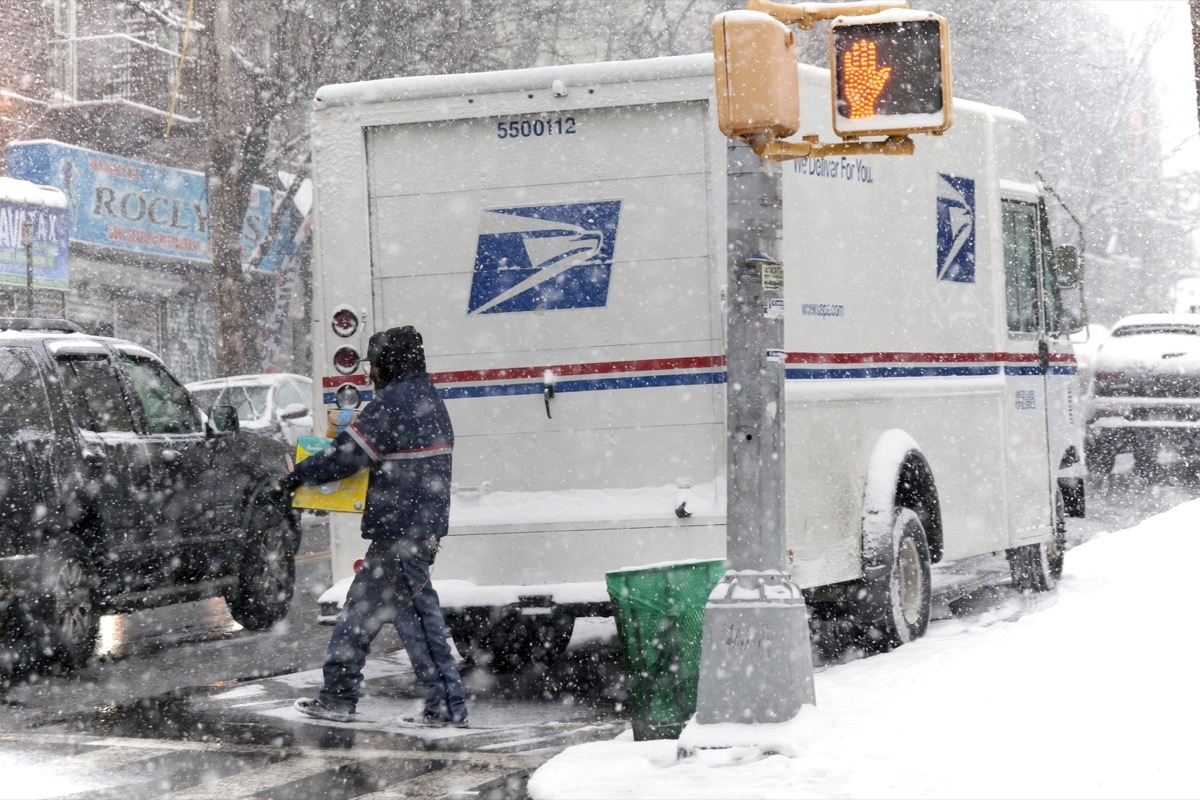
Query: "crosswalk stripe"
43 743 177 774
153 753 361 799
356 762 520 800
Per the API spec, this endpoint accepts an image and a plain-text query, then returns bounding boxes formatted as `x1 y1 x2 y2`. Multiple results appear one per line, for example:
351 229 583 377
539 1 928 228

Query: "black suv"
0 318 299 673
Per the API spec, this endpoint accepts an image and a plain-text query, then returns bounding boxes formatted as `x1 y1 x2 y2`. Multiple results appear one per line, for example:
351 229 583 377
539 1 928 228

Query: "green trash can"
606 558 727 741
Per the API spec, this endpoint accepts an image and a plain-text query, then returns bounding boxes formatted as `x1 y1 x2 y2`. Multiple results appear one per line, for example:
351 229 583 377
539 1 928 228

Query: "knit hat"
368 325 425 386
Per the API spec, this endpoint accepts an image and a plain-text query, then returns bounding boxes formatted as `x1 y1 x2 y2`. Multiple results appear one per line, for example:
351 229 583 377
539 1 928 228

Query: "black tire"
1007 493 1064 592
37 534 99 671
1085 433 1117 477
1132 437 1158 477
227 495 297 630
854 507 933 653
449 610 574 674
1007 542 1057 592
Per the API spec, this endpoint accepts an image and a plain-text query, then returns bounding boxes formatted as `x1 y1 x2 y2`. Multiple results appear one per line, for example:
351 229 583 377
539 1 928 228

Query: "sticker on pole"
468 201 622 315
291 436 369 513
766 349 786 363
761 263 784 291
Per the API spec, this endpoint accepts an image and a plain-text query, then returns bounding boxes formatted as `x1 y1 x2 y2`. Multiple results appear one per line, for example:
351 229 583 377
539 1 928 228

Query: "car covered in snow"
186 373 314 449
1085 313 1200 475
0 318 299 674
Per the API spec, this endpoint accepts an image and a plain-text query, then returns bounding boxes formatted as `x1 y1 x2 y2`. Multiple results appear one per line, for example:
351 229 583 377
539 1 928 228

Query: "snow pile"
529 499 1200 799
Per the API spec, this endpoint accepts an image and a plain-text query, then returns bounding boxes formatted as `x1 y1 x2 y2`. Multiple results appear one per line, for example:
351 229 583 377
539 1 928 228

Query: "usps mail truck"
307 54 1084 669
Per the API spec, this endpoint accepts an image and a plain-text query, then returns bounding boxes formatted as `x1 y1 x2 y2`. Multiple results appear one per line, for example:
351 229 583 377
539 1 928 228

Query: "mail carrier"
306 54 1085 670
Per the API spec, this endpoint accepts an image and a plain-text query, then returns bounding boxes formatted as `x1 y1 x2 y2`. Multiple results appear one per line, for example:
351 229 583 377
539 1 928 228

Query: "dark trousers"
318 537 467 720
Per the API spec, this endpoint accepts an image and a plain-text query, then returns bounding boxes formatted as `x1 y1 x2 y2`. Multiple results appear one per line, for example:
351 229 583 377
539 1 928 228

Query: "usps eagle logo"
936 173 975 284
468 201 622 315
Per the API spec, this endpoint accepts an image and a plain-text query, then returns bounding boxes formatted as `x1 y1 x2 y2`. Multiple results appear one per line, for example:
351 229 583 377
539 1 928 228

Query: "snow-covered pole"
681 141 816 749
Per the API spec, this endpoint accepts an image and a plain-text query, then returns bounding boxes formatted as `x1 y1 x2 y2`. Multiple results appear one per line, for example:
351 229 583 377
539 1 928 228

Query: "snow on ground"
529 497 1200 799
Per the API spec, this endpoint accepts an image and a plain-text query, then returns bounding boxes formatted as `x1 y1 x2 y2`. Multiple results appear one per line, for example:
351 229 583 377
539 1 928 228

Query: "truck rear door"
359 92 724 575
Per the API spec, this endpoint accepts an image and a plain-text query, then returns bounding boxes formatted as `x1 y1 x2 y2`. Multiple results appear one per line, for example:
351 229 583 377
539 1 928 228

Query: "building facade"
0 0 309 382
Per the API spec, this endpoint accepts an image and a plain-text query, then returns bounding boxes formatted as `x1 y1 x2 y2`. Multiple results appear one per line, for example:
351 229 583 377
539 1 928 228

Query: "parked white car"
1070 322 1110 394
187 373 314 450
1085 314 1200 476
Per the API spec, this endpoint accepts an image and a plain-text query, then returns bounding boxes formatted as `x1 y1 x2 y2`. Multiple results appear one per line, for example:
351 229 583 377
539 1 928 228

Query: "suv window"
0 347 54 436
121 355 201 434
56 354 137 433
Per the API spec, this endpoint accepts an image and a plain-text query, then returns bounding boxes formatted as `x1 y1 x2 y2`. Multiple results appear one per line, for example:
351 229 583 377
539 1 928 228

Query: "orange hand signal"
842 40 891 119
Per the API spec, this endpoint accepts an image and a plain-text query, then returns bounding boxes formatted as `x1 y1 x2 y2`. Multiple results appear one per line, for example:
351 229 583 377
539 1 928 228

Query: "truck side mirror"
209 405 240 434
1055 245 1080 288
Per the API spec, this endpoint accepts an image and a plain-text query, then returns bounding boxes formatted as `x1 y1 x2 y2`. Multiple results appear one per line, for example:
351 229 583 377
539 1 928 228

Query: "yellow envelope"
291 435 369 513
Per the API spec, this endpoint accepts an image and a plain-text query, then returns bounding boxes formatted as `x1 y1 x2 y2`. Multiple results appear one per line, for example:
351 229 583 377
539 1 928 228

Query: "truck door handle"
161 449 181 465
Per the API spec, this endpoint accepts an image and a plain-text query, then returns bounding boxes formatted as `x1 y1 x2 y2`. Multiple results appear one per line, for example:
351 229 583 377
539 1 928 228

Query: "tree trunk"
200 0 248 377
1193 0 1200 140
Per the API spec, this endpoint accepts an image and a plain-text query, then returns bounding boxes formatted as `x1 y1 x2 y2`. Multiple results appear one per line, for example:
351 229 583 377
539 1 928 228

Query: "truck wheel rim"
897 536 923 625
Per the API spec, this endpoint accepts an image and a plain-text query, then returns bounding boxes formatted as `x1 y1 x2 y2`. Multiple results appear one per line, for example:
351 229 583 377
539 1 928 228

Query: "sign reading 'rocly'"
5 141 295 271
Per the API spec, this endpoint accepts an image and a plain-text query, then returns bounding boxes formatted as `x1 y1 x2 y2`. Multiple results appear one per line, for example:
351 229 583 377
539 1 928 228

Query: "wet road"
1 468 1195 799
0 514 629 799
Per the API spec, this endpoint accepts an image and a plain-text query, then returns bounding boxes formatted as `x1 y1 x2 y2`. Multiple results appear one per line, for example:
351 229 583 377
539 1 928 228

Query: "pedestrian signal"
831 11 951 138
712 11 800 141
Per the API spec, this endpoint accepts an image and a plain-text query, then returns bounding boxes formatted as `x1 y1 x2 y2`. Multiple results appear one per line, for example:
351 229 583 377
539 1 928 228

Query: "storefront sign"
6 141 294 272
0 180 69 290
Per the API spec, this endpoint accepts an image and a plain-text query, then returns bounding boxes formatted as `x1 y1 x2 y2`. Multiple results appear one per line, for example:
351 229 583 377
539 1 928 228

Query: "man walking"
285 325 468 727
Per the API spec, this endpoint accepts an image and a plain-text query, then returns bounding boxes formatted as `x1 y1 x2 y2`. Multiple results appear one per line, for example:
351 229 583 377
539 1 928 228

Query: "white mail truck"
306 53 1085 670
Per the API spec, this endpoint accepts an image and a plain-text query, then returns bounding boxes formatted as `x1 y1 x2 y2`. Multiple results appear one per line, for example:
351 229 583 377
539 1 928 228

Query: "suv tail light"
333 346 361 375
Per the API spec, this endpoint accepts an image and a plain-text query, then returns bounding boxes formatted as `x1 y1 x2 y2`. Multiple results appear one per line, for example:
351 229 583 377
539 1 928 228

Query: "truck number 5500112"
497 117 576 139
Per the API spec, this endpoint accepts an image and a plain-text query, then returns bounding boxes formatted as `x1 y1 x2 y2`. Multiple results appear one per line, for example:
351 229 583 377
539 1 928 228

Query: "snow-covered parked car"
1085 313 1200 475
187 373 314 449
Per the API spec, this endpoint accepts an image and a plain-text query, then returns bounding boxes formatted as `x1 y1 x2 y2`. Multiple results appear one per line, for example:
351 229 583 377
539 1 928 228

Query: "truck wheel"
1132 437 1158 477
1007 493 1065 592
449 610 574 674
1085 434 1117 477
227 496 296 630
38 534 99 671
854 507 932 653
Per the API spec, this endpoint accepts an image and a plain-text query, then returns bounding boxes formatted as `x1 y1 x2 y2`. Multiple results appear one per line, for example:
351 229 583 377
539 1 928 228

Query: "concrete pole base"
682 571 816 749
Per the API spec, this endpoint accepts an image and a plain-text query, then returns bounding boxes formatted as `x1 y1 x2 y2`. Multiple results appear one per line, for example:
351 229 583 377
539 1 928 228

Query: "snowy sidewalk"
530 499 1200 799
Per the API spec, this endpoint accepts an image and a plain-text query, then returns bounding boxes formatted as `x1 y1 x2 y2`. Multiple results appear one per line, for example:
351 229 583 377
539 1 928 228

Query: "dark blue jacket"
287 372 453 541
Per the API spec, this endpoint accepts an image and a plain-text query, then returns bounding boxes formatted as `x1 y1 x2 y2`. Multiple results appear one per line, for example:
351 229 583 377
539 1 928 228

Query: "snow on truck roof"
313 52 1025 127
0 176 67 209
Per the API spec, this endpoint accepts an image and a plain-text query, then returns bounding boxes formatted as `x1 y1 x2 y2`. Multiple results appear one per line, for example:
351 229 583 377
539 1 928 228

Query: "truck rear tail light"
331 307 359 338
353 559 364 574
333 346 361 375
335 383 361 409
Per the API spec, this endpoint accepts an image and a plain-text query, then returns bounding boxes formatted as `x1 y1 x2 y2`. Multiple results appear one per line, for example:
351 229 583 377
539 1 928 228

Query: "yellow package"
291 435 369 513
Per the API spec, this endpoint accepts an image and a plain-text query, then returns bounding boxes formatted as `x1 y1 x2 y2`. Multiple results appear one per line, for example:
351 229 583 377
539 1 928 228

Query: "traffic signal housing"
831 10 951 138
713 11 800 141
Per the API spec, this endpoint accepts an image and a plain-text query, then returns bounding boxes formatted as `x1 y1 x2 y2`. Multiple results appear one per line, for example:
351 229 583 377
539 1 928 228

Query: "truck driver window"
121 355 200 435
1038 202 1063 335
55 355 137 433
1003 202 1040 335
